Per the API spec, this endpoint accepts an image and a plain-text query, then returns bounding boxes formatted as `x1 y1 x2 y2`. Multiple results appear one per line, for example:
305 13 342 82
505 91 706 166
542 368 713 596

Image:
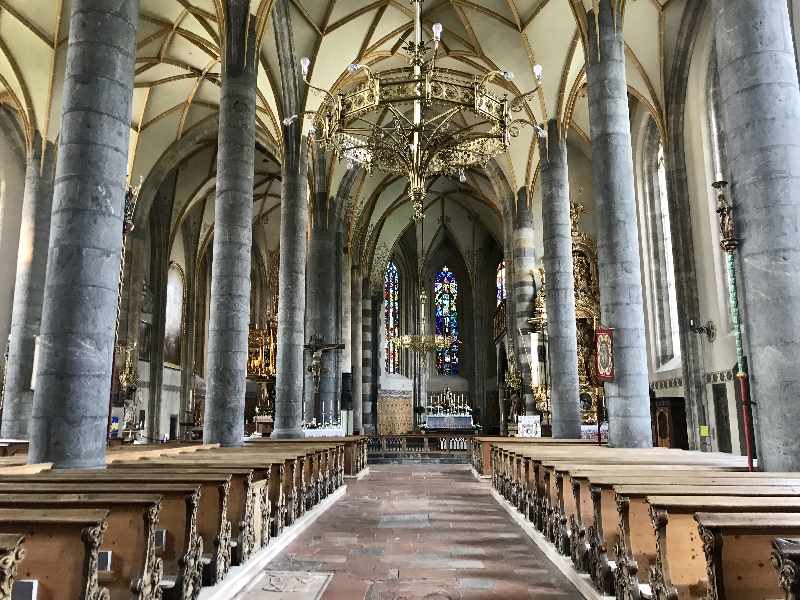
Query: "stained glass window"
496 260 507 306
384 261 400 374
434 266 459 375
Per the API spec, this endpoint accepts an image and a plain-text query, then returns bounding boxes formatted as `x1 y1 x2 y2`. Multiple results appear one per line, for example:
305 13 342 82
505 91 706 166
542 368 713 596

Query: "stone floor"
236 465 582 600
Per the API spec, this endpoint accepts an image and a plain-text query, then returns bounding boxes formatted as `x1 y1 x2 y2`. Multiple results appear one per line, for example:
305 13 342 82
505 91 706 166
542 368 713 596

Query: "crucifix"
304 334 344 423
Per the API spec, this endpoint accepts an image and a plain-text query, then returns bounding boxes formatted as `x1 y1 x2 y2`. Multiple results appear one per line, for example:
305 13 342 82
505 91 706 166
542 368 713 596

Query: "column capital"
224 0 257 76
586 0 624 64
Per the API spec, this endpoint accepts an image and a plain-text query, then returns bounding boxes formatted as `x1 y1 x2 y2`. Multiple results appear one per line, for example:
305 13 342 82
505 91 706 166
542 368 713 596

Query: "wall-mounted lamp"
689 319 716 342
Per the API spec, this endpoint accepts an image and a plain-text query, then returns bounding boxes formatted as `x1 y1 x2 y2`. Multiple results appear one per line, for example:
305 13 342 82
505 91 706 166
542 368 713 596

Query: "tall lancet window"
434 266 460 375
639 118 681 368
384 261 400 374
496 260 507 306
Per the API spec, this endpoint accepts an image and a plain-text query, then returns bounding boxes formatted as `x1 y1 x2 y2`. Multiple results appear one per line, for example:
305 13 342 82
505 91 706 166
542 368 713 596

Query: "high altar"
529 203 606 437
423 387 475 431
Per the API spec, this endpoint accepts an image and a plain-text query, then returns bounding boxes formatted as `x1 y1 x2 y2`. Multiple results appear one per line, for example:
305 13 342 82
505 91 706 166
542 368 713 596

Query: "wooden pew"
471 437 598 477
0 508 110 600
0 493 163 600
560 467 798 575
694 512 800 600
0 471 233 587
588 479 800 595
771 537 800 600
238 442 344 494
0 533 24 600
107 462 264 566
174 449 309 533
0 482 202 600
639 497 800 600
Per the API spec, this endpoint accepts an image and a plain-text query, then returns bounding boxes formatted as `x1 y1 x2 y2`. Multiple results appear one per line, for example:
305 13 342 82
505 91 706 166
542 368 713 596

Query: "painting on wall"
164 263 185 367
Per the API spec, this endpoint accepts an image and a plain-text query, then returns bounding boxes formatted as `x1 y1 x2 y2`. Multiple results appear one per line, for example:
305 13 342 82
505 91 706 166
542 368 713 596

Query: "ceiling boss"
285 0 546 221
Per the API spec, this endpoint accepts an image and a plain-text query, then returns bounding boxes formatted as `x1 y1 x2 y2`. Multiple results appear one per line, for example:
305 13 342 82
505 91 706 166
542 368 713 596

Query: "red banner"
595 327 614 381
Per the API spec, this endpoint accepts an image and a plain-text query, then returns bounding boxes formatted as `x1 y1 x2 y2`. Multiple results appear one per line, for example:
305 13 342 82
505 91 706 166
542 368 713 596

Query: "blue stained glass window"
496 260 507 306
435 266 459 375
384 261 400 374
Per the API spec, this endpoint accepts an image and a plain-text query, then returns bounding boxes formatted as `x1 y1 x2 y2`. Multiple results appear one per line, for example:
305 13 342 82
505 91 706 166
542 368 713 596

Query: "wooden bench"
561 468 800 578
0 493 163 600
694 512 800 600
237 442 344 495
185 450 308 533
587 479 800 595
771 537 800 600
0 508 110 600
0 471 233 587
0 481 202 600
0 533 24 600
639 497 800 600
108 461 265 566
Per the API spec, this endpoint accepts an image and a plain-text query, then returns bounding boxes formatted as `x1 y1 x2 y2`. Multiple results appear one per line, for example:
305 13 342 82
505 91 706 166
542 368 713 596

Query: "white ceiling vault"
0 0 667 266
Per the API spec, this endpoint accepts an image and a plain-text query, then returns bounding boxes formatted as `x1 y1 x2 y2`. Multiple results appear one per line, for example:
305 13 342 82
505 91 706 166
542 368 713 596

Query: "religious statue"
304 335 345 395
509 390 521 423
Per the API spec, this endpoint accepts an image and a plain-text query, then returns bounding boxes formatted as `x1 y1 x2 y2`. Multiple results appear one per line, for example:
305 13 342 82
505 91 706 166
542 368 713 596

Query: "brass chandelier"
287 0 546 221
394 288 455 354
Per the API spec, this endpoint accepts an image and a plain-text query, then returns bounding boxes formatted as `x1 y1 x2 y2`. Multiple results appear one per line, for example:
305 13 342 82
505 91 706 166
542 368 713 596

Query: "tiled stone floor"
237 465 582 599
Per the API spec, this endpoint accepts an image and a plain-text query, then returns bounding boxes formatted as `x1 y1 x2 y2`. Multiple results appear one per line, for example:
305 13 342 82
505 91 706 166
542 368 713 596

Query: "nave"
236 465 580 600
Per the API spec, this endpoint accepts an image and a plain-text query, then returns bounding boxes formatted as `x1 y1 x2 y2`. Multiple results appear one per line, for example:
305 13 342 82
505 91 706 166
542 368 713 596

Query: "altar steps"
367 451 470 465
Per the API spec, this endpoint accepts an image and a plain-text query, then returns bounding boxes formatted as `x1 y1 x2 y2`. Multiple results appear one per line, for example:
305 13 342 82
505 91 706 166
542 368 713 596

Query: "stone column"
304 197 337 423
361 279 374 433
350 266 363 433
1 137 56 440
28 0 139 468
586 0 651 448
713 0 800 471
540 120 582 439
203 1 256 447
511 188 537 414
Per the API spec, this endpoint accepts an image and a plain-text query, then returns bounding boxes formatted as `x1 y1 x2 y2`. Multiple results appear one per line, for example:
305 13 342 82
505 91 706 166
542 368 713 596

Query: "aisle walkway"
237 465 581 600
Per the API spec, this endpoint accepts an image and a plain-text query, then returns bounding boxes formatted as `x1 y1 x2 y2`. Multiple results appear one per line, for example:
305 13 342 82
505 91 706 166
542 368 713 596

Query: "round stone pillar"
540 120 582 439
351 267 363 434
361 280 374 433
1 137 56 440
586 0 652 448
28 0 139 468
203 2 257 447
511 189 537 414
713 0 800 471
304 206 337 423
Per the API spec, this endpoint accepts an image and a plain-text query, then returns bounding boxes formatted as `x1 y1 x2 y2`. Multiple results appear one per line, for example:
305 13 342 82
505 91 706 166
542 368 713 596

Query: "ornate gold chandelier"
394 289 455 354
287 0 545 221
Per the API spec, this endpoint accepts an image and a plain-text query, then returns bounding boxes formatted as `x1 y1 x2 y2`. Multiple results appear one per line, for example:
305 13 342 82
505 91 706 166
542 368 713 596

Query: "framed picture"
595 327 614 381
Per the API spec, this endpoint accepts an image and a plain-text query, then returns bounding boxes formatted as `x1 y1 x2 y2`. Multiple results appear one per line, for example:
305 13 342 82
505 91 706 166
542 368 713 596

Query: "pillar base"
271 427 305 439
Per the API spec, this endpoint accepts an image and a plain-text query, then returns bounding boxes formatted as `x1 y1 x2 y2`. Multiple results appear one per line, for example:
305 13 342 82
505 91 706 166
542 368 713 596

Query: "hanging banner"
595 327 615 381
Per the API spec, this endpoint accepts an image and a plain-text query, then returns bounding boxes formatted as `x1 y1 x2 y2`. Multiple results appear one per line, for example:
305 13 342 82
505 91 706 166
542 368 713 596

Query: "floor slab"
236 464 582 600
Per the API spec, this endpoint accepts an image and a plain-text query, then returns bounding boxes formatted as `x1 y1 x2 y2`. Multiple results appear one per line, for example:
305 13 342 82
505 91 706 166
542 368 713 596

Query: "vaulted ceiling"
0 0 668 266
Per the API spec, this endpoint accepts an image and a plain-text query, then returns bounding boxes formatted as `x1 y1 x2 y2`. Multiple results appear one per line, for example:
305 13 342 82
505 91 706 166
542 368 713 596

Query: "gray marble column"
540 120 581 439
1 137 56 440
28 0 139 468
361 279 374 433
304 198 337 423
203 1 256 447
351 267 363 433
586 0 651 448
271 0 308 439
713 0 800 471
511 189 537 414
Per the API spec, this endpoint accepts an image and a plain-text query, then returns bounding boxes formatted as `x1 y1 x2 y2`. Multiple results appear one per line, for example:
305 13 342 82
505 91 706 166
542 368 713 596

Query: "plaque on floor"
236 571 332 599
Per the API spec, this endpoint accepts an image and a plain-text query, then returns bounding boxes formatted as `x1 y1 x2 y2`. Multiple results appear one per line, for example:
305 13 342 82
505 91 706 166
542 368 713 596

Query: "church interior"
1 0 800 598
